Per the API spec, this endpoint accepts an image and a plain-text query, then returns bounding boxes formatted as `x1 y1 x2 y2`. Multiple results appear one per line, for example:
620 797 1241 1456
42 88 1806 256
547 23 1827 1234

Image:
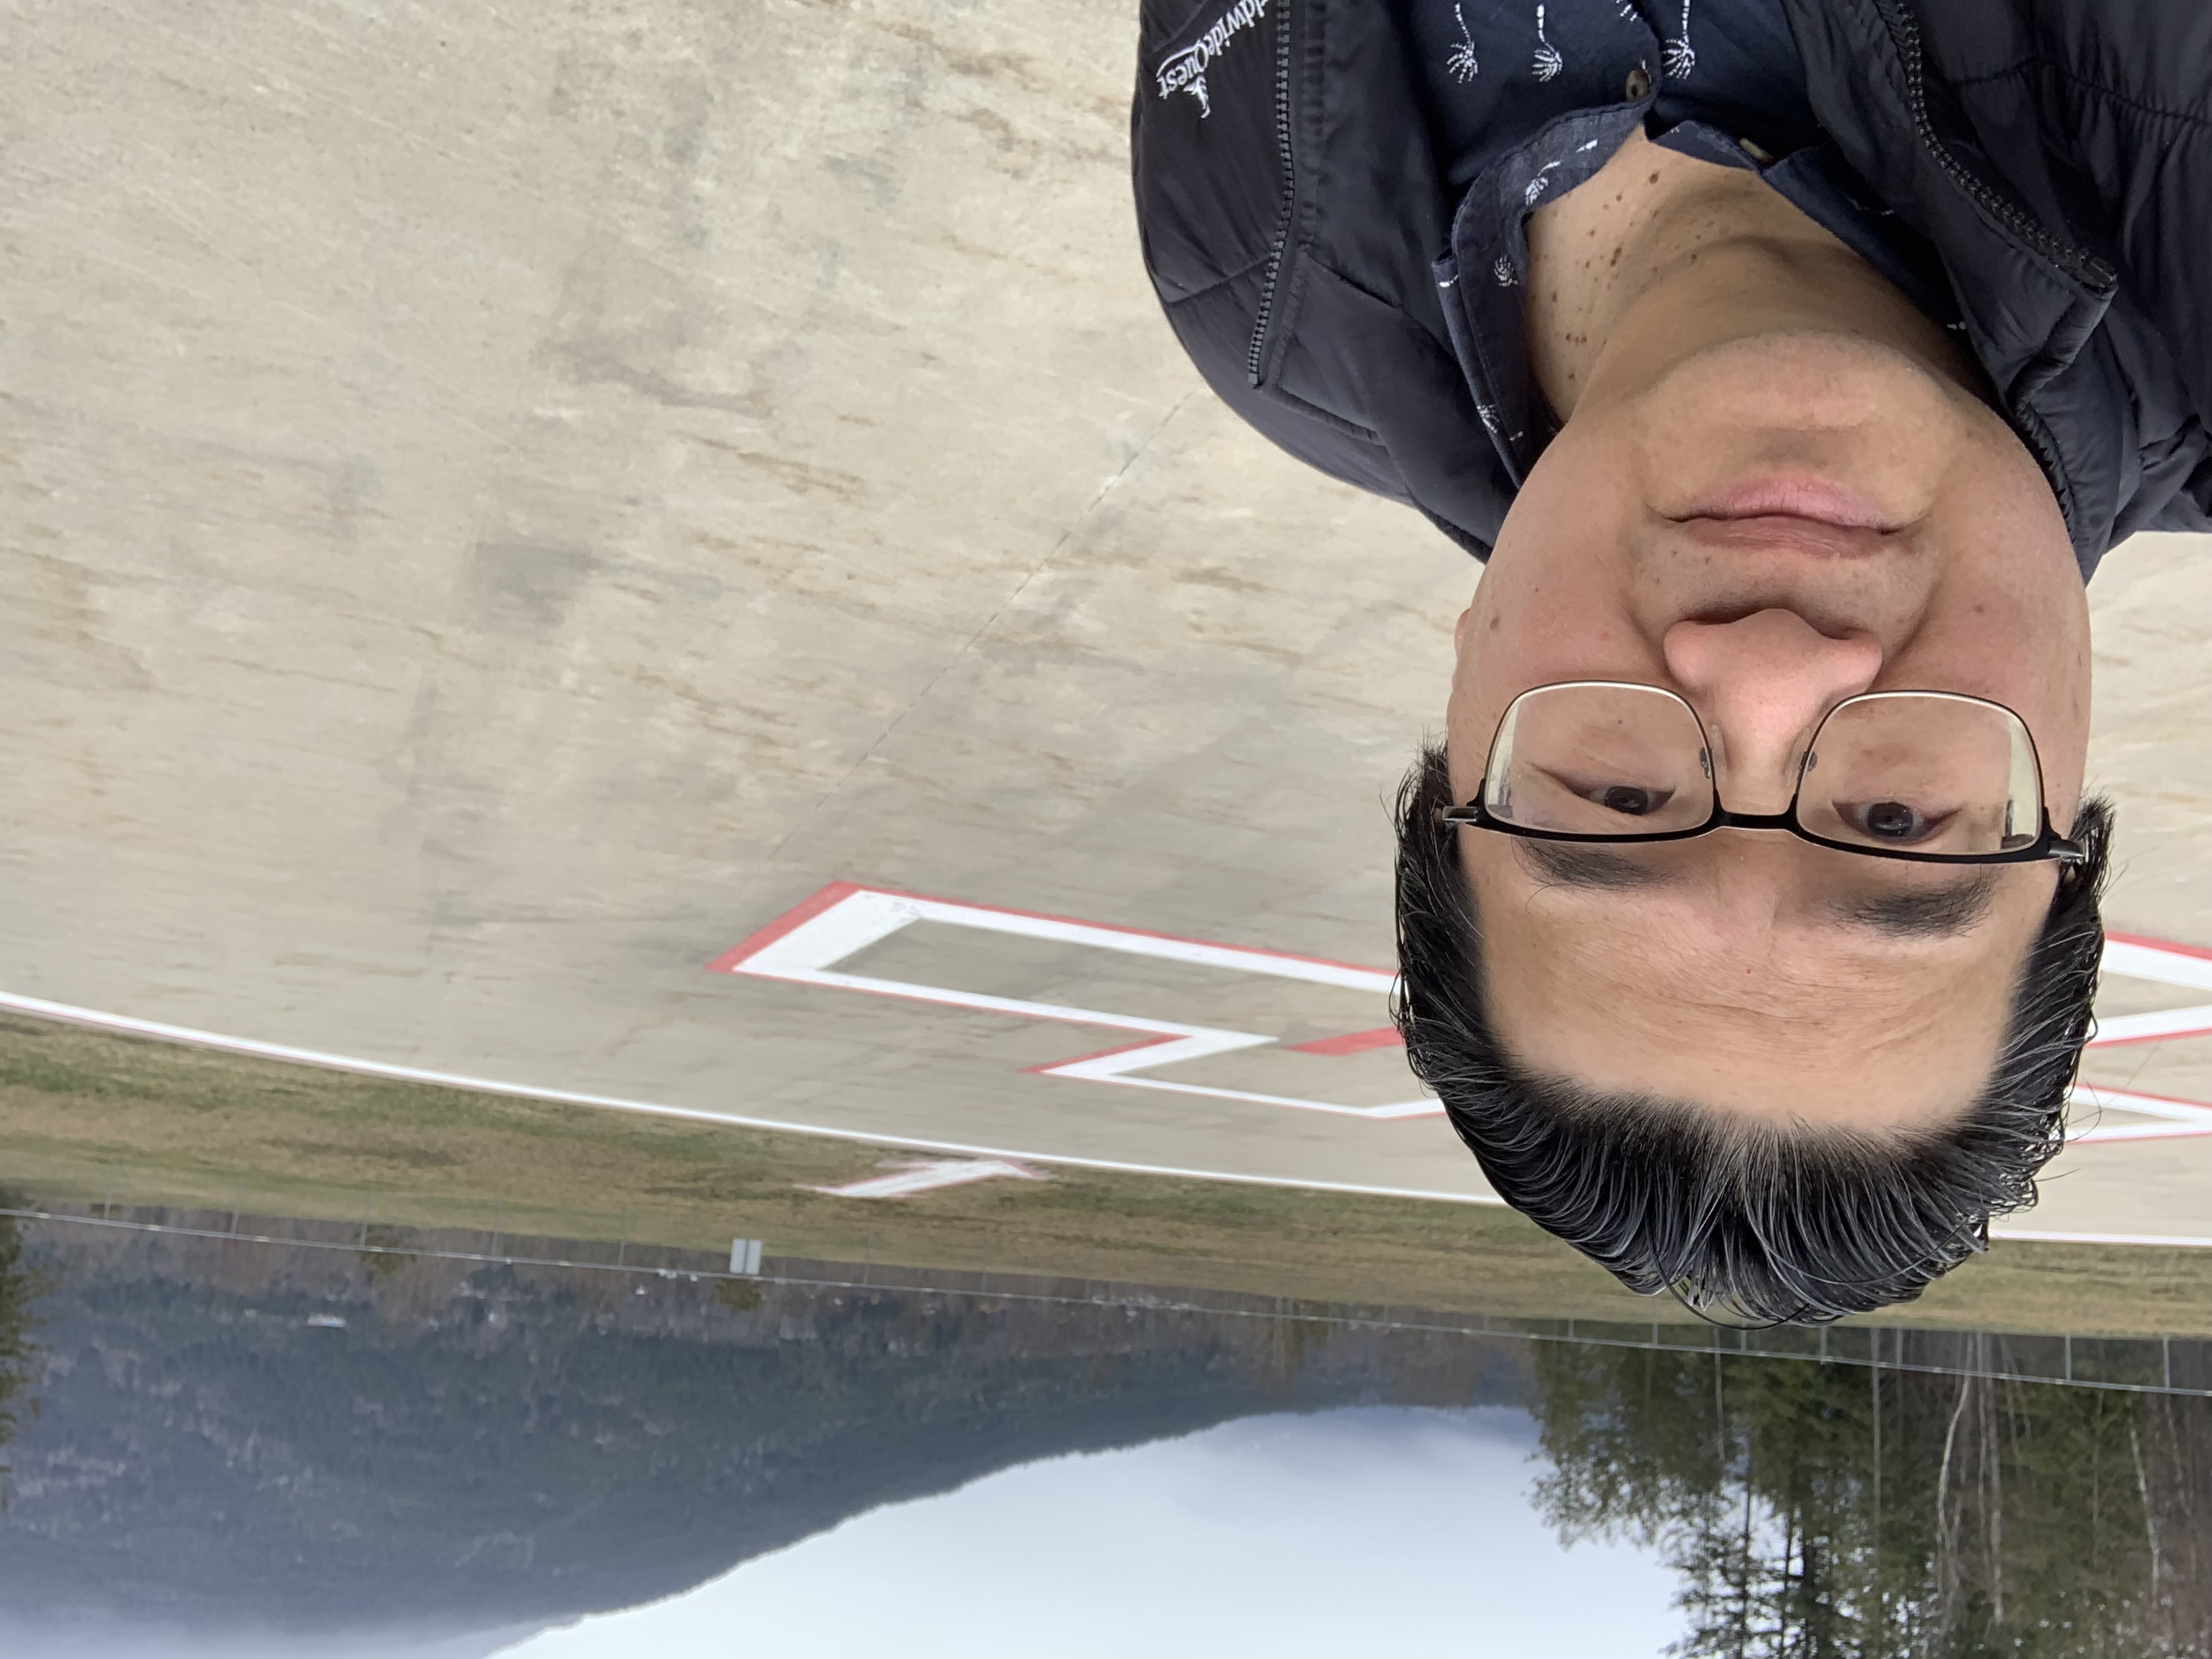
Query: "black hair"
1391 740 2113 1325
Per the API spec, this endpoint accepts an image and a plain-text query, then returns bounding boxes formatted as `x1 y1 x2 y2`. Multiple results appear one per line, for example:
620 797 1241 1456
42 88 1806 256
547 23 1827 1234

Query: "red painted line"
1021 1034 1185 1074
705 881 864 973
2086 1023 2212 1051
2107 931 2212 963
1286 1026 1405 1057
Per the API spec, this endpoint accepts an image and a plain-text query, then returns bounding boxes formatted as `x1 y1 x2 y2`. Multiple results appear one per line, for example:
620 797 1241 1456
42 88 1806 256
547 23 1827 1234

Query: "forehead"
1461 835 2047 1128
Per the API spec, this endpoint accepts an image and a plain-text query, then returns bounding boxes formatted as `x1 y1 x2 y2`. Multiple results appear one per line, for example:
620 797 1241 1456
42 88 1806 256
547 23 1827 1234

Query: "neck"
1524 128 1983 421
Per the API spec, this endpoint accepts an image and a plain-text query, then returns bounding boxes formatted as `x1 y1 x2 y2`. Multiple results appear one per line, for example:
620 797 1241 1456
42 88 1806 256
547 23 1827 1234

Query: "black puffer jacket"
1130 0 2212 576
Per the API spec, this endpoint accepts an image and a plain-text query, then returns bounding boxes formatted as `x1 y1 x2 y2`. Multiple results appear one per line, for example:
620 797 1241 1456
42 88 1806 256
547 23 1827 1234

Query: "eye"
1587 784 1672 817
1840 799 1952 843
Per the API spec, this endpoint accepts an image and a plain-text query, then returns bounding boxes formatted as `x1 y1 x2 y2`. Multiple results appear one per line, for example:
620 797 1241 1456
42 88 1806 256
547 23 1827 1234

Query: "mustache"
1631 527 1927 640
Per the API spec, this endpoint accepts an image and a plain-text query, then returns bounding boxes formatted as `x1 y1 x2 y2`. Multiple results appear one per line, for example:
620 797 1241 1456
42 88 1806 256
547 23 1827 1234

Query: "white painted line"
2067 1083 2212 1143
1989 1228 2212 1250
718 888 2212 1133
716 884 1433 1121
2102 936 2212 996
6 985 2205 1251
910 899 1395 992
735 889 921 981
734 886 1395 992
2087 936 2212 1055
1044 1072 1443 1120
0 989 1501 1206
2087 1006 2212 1046
1049 1030 1440 1120
809 1158 1046 1199
804 970 1241 1042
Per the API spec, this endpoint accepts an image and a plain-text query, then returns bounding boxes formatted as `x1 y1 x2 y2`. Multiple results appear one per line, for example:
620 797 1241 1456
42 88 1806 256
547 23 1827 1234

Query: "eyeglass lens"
1482 684 2044 857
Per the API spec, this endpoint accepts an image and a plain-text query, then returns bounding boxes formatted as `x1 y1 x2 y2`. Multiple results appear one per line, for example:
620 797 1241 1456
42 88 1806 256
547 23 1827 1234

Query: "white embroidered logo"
1155 0 1271 118
1531 3 1564 82
1664 0 1696 78
1446 2 1480 82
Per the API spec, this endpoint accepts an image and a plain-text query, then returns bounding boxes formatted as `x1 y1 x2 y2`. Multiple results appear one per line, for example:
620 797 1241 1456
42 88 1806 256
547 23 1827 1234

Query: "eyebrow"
1515 839 2001 938
1516 840 1675 891
1824 871 2001 938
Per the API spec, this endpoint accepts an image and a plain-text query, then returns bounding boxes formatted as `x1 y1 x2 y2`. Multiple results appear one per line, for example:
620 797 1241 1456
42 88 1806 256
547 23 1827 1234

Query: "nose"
1662 611 1883 812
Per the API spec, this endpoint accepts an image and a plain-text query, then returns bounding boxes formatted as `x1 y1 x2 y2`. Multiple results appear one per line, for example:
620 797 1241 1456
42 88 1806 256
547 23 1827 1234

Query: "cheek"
1452 421 1663 790
1469 571 1658 690
1904 492 2090 806
1484 421 1660 668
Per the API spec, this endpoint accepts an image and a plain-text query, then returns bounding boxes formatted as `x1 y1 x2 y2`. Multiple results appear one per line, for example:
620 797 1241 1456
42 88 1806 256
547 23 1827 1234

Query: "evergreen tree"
1528 1341 2211 1658
0 1203 49 1496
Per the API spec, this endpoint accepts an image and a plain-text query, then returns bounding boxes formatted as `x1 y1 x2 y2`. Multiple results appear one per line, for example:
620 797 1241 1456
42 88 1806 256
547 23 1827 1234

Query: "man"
1131 0 2209 1320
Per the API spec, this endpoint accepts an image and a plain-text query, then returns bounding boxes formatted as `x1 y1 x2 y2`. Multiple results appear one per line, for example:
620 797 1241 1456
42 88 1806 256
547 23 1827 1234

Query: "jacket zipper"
1245 0 1297 387
1874 0 2113 291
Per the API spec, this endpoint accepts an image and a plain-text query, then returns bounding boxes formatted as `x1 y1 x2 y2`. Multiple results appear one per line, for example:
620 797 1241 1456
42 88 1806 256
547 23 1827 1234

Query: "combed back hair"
1391 739 2113 1326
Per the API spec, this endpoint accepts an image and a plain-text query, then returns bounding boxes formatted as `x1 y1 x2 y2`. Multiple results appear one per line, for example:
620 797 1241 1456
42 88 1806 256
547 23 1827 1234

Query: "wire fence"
6 1191 2208 1402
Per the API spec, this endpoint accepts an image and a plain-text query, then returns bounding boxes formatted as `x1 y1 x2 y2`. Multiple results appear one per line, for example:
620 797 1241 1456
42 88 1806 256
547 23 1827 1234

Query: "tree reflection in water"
0 1202 46 1499
1529 1340 2212 1656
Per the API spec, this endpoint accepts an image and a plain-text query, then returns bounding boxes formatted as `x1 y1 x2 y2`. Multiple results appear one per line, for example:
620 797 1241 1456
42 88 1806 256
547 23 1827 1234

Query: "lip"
1676 476 1898 530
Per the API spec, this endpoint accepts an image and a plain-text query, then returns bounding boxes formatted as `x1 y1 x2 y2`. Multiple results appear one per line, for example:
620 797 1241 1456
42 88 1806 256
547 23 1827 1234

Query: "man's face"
1445 330 2092 1130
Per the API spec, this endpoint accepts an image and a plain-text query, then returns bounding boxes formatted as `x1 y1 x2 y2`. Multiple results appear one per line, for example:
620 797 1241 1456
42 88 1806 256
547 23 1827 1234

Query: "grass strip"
2 1010 2208 1335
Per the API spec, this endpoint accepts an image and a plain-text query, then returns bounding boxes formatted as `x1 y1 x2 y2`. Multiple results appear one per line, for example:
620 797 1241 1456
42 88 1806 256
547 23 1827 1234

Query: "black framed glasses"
1441 681 2084 866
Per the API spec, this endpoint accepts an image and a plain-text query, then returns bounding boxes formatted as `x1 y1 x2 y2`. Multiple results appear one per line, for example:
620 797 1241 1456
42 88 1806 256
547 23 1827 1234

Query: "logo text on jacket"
1155 0 1269 119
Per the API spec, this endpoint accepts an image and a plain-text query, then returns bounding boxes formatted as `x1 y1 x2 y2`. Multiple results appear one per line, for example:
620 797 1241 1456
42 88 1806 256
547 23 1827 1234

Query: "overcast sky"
491 1405 1683 1659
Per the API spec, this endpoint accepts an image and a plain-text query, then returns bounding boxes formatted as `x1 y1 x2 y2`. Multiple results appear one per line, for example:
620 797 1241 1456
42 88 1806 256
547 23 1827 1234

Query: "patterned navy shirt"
1411 0 1960 484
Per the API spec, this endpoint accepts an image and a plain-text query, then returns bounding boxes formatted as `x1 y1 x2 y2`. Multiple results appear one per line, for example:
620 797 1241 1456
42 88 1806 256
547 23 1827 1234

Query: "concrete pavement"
2 0 2208 1244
